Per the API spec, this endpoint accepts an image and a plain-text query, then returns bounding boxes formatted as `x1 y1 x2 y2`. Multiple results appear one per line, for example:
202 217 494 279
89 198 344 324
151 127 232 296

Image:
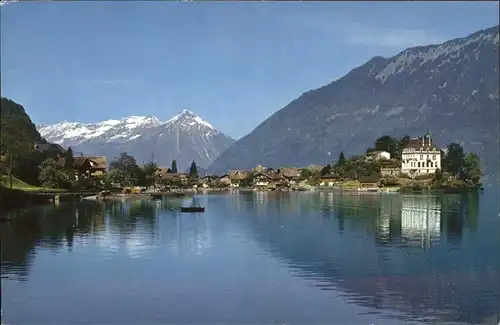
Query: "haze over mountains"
208 25 500 178
38 109 235 171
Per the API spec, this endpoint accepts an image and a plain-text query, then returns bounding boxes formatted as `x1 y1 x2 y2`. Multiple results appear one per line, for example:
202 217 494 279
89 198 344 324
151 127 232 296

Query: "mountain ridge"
38 109 235 170
208 25 499 178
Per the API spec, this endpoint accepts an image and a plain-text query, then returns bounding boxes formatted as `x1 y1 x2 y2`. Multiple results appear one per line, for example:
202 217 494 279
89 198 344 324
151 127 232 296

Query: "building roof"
229 170 250 180
56 157 96 169
366 150 389 156
278 167 300 178
254 171 278 180
404 137 438 151
84 156 107 169
320 175 338 180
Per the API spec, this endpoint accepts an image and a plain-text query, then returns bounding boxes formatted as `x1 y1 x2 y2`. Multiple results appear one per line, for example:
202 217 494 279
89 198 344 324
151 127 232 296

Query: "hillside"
208 26 499 178
0 97 44 156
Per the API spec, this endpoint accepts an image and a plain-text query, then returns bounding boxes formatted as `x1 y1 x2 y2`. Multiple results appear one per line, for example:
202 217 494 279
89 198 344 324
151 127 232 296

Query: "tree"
38 158 70 189
320 164 332 176
460 153 481 185
189 160 198 179
141 161 158 187
443 143 465 177
109 152 141 187
375 135 398 157
64 147 74 171
170 160 178 174
336 151 346 167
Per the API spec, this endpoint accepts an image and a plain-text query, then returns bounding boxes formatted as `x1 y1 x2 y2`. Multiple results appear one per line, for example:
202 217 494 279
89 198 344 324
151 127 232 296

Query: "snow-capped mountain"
38 109 235 170
38 115 161 147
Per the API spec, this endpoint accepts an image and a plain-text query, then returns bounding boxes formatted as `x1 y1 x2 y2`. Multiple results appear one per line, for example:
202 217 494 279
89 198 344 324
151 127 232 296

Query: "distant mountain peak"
37 109 234 170
166 109 215 130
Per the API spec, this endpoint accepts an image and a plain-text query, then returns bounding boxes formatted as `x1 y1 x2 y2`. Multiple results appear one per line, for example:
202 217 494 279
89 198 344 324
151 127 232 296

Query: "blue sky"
1 1 498 139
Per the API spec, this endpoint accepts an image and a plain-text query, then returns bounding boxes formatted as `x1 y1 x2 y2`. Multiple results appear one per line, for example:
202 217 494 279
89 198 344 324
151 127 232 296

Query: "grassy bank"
1 175 66 192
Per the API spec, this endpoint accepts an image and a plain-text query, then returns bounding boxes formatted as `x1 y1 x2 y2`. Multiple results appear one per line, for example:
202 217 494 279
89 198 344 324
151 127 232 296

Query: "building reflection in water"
400 195 441 248
234 190 494 324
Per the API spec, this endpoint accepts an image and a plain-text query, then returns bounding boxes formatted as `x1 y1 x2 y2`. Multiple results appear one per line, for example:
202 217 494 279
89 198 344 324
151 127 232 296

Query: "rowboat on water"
180 197 205 213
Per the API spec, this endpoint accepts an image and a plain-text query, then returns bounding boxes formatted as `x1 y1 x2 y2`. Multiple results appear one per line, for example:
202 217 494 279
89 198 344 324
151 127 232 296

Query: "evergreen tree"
64 147 74 171
336 151 346 167
170 160 178 173
189 160 198 178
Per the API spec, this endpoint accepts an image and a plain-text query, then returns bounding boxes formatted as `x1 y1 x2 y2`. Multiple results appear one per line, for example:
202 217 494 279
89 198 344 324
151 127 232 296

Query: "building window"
432 155 436 160
420 155 423 160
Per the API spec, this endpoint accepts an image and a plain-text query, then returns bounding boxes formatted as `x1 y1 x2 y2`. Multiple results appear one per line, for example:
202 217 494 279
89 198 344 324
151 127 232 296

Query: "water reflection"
233 190 498 324
1 192 498 324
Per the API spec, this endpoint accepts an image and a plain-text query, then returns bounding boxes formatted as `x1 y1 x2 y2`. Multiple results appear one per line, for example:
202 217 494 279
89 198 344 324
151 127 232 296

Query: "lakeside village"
1 133 482 200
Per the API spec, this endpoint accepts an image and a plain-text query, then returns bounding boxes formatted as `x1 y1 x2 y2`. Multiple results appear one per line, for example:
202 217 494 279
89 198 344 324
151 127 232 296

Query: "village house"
380 167 401 177
252 171 281 190
359 176 381 190
228 170 251 188
218 174 231 186
319 175 339 187
277 167 301 184
366 151 391 161
56 156 107 178
401 133 441 177
156 168 189 185
198 175 217 188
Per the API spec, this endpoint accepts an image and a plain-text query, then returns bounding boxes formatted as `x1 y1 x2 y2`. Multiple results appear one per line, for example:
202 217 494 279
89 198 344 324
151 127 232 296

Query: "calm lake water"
1 189 499 324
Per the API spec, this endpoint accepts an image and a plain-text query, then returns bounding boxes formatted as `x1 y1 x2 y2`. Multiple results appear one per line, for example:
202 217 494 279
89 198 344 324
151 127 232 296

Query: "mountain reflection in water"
1 191 499 324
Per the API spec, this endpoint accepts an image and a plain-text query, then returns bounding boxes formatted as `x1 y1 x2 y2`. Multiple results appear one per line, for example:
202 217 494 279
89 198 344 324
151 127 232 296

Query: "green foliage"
370 134 410 160
299 168 313 180
170 160 178 173
38 158 70 189
109 152 142 187
336 151 346 167
0 97 43 157
157 176 183 189
64 147 74 171
440 143 481 186
380 177 399 187
433 168 443 184
189 160 198 179
331 157 380 180
140 161 158 187
443 143 465 177
320 164 332 176
460 153 482 185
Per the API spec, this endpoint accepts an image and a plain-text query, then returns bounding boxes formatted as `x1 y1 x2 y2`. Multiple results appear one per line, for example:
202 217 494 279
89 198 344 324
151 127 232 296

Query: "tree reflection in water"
230 190 496 324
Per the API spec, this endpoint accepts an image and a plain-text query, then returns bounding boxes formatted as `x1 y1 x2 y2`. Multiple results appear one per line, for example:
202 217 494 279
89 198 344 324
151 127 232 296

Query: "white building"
366 150 391 161
401 134 441 177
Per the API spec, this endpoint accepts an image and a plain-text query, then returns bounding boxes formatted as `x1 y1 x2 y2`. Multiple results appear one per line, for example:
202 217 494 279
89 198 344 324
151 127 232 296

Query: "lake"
1 190 499 324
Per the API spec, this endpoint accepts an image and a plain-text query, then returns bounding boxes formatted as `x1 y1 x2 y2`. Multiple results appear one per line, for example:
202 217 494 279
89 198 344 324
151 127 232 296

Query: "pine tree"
170 160 177 173
336 151 346 167
189 160 198 178
64 147 74 171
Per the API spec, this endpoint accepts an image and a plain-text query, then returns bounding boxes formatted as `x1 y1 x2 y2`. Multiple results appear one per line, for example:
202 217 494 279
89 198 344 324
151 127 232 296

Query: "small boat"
180 197 205 213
